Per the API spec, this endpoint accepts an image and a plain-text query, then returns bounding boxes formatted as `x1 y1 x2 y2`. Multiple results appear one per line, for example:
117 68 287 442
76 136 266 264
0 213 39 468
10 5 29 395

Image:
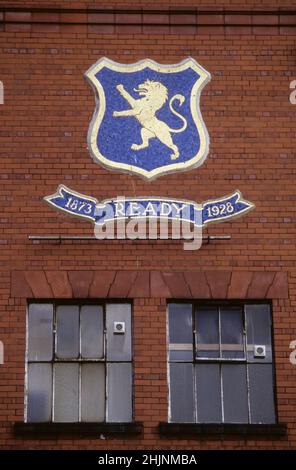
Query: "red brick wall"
0 3 295 449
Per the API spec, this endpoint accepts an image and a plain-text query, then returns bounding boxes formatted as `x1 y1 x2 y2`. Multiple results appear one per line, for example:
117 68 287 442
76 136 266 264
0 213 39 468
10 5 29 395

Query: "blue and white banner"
44 185 254 227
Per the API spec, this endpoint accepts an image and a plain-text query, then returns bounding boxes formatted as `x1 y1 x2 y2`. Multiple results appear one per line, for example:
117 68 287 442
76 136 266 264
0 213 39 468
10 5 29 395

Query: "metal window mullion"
192 304 198 423
244 305 252 424
104 304 107 422
218 308 224 423
52 304 57 422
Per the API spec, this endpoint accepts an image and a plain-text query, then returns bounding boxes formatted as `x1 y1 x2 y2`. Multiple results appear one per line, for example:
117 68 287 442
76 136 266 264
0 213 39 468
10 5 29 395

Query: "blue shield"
85 58 210 180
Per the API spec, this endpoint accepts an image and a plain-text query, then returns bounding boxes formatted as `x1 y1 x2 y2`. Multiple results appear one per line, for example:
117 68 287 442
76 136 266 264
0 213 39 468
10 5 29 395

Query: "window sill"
159 422 287 438
14 422 143 437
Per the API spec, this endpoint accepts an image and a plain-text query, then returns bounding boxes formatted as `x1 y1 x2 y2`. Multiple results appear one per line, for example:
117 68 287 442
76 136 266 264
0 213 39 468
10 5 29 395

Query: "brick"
88 24 115 34
32 23 60 33
116 14 141 24
68 271 94 298
170 14 196 25
197 14 224 25
142 25 170 34
150 271 171 298
32 13 60 23
267 272 289 299
25 271 53 298
225 15 251 25
88 13 115 24
5 12 31 22
115 25 142 34
129 272 150 298
11 271 32 298
108 271 137 298
143 14 169 25
183 272 211 298
45 271 72 298
247 272 275 299
162 272 191 298
279 15 296 26
252 15 278 25
89 271 116 298
5 23 31 32
170 25 197 35
227 272 253 299
205 271 231 299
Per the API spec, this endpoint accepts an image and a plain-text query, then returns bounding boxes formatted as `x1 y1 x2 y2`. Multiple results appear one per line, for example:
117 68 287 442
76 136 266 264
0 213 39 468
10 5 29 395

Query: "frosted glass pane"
168 303 193 361
106 304 131 361
56 305 79 359
195 307 219 358
222 364 248 423
107 363 132 422
27 363 52 422
169 363 194 423
221 307 244 359
196 364 222 423
246 304 272 362
28 304 53 361
81 364 105 422
54 364 79 422
81 305 104 358
249 364 275 424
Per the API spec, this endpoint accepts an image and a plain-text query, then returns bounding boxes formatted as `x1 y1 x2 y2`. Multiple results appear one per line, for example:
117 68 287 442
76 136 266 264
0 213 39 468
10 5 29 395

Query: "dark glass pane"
249 364 275 424
56 305 79 359
168 303 193 361
27 364 52 422
196 364 222 423
169 363 194 422
28 304 53 361
221 307 244 359
81 305 104 358
195 307 219 358
246 304 272 362
222 364 248 423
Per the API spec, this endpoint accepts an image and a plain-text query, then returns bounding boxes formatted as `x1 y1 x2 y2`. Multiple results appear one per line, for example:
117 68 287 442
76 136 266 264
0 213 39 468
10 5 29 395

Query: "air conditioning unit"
254 345 266 358
113 321 125 334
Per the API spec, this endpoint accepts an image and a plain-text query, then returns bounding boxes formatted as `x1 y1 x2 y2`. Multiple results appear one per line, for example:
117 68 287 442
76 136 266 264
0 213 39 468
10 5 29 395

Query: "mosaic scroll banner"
44 185 254 228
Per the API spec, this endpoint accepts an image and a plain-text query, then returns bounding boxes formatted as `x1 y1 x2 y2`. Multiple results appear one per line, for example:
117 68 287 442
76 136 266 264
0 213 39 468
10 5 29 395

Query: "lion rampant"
113 79 187 160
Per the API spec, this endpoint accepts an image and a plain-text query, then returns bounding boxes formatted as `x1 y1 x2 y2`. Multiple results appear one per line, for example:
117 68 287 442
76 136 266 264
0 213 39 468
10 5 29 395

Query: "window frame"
25 299 134 424
167 299 278 425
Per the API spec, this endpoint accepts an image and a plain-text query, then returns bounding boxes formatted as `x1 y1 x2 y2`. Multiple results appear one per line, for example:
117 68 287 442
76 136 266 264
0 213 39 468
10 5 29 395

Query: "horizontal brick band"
11 270 289 300
0 8 295 34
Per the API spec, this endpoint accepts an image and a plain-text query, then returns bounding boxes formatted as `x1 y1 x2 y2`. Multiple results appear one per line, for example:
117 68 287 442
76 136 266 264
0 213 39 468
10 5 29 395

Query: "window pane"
56 305 79 359
221 307 244 359
249 364 275 424
28 304 53 361
168 303 193 361
27 363 52 422
81 305 104 359
54 364 79 422
195 364 222 423
246 304 272 362
107 363 132 422
169 363 194 423
195 307 219 358
222 364 248 423
81 364 105 422
106 304 131 361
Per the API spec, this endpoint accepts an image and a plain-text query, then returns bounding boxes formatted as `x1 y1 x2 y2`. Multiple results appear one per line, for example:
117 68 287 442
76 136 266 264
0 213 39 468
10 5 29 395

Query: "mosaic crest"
85 57 211 180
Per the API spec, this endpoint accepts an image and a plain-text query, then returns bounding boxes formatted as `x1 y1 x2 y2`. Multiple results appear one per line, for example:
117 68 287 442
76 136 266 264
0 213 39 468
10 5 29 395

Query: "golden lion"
113 79 187 160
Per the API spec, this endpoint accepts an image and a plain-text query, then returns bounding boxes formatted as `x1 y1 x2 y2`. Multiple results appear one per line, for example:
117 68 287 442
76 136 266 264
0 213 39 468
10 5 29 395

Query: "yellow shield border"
85 57 211 180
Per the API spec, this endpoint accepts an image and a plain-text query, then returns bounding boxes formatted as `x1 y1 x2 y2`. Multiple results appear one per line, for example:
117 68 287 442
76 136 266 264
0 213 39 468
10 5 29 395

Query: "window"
168 302 276 424
26 302 132 423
